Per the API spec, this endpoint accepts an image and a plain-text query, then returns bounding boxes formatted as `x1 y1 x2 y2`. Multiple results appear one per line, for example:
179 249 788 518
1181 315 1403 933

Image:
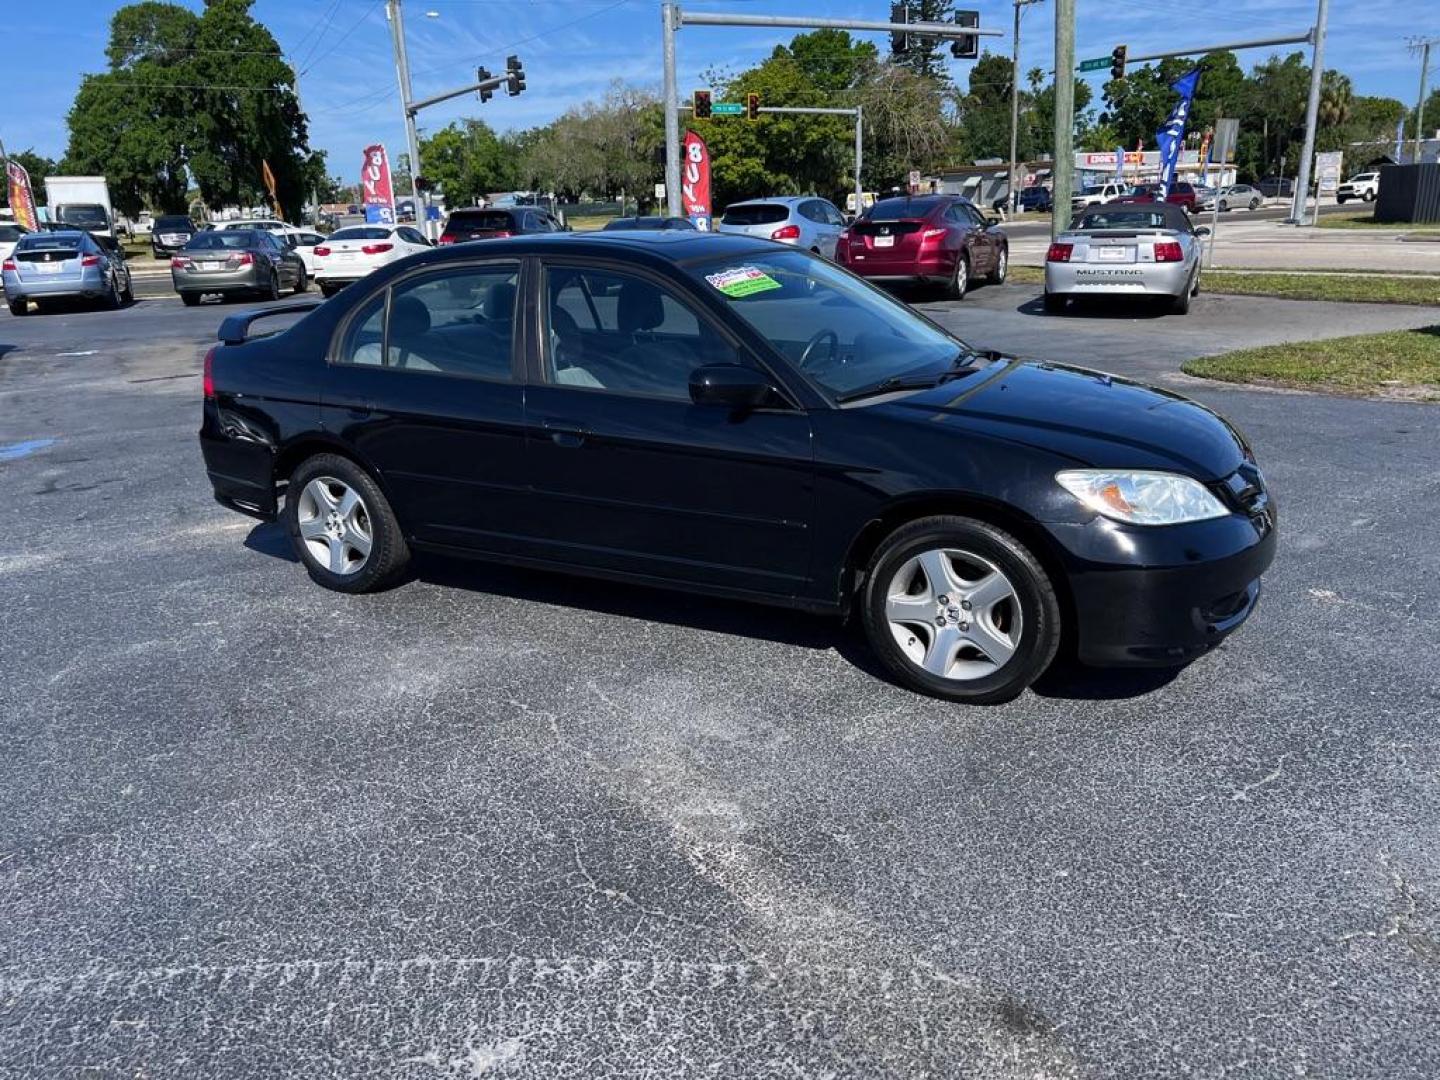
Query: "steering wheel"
798 328 840 371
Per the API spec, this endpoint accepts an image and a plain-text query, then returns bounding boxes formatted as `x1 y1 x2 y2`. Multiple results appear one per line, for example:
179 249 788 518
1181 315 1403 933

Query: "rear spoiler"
217 300 324 345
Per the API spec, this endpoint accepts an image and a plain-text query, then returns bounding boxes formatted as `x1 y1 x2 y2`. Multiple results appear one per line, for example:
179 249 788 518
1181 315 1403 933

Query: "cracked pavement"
1 292 1437 1077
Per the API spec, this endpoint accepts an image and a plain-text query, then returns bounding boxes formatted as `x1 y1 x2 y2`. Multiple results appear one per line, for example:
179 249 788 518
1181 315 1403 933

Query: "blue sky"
5 0 1432 182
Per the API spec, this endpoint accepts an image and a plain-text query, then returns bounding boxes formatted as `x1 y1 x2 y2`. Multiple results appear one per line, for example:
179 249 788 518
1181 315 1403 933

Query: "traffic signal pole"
660 5 1001 219
1288 0 1329 225
385 1 426 229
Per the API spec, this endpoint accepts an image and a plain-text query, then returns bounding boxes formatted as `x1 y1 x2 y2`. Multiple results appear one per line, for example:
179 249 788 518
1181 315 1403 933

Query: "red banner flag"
360 144 395 220
680 130 712 228
5 159 40 232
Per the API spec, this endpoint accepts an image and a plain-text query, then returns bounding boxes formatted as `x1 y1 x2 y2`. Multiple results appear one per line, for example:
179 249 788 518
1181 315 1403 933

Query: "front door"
319 259 534 553
523 260 815 597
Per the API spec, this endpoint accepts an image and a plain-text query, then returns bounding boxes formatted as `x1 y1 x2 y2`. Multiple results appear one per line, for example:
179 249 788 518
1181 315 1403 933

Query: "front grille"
1216 463 1273 535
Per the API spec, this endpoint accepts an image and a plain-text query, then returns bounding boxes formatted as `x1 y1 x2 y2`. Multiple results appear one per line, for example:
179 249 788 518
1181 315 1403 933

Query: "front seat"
612 280 694 392
389 294 436 370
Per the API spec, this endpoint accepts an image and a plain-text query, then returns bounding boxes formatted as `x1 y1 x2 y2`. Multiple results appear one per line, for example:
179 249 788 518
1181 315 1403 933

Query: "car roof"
726 196 818 207
20 229 87 242
396 230 770 264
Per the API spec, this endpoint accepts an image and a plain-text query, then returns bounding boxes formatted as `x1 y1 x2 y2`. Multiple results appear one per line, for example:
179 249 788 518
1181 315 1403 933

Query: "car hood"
883 358 1247 480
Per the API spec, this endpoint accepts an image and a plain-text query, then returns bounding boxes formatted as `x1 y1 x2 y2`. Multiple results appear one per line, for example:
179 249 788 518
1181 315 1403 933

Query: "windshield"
57 205 108 228
155 216 193 230
186 231 257 250
687 250 971 401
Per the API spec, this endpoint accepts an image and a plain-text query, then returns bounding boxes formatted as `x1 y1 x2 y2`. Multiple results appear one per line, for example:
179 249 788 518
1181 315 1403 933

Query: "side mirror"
689 363 774 410
1194 225 1211 237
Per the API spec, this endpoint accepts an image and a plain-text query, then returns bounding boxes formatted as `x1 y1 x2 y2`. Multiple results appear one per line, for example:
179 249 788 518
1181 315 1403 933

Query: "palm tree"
1318 71 1353 130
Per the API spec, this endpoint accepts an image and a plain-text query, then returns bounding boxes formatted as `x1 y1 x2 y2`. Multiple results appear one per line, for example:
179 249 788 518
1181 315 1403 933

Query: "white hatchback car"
313 225 431 297
283 228 329 275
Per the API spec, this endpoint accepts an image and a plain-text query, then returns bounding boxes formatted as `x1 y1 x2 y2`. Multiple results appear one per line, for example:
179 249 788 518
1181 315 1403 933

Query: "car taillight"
171 256 190 268
436 236 455 245
361 242 394 254
488 231 512 239
1153 242 1184 262
1046 243 1073 262
1 258 15 272
770 224 801 241
236 252 254 265
203 346 217 400
313 245 331 257
81 254 102 267
921 227 947 241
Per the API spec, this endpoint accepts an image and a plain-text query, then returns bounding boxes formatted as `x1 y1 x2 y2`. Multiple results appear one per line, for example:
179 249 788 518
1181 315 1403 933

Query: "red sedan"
835 195 1008 299
1114 182 1198 213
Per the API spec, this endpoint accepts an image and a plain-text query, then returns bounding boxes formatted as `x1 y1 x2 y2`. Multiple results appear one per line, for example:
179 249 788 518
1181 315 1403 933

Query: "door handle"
542 418 588 448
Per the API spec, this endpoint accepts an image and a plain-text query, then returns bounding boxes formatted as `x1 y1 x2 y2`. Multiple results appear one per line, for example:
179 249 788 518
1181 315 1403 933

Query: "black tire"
987 245 1008 285
1218 200 1229 212
1170 279 1192 315
294 266 308 294
121 275 134 303
181 291 201 307
1042 291 1066 314
7 297 27 316
947 252 970 300
1363 190 1376 203
285 453 410 594
1336 196 1348 205
1248 198 1259 210
320 283 337 299
860 515 1061 704
264 271 281 302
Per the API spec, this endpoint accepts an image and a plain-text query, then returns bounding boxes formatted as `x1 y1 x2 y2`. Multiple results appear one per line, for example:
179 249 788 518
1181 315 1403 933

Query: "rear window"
1077 209 1174 230
329 227 393 241
0 225 25 241
155 216 193 230
721 204 789 226
186 231 257 250
17 235 81 252
445 211 515 231
865 197 946 221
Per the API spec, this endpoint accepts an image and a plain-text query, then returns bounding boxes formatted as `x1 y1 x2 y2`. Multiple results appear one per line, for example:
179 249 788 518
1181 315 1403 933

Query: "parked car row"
3 229 134 315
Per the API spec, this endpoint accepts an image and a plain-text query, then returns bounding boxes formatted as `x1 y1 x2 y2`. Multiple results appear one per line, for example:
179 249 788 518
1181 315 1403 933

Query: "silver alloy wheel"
885 548 1023 680
954 257 968 295
296 476 373 576
996 248 1008 280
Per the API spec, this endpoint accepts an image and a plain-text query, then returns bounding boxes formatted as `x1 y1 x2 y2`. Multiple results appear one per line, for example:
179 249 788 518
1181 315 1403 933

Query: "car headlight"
1055 470 1229 526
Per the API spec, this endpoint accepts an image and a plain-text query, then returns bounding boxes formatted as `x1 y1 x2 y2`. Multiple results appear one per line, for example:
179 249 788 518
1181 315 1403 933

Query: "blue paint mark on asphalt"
0 438 57 462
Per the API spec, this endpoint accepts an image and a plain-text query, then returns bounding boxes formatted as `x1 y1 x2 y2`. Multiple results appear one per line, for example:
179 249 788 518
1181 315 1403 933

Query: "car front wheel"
861 516 1061 703
947 253 970 300
285 454 410 594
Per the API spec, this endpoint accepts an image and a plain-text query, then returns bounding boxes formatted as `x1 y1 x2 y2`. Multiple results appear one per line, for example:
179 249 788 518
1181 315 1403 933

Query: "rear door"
950 202 993 273
320 259 535 551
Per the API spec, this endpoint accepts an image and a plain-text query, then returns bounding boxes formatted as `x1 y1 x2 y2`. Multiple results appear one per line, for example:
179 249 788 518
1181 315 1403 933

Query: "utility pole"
1051 0 1075 238
385 0 426 231
1410 37 1438 163
290 62 320 227
1288 0 1329 225
662 4 682 218
1008 0 1044 217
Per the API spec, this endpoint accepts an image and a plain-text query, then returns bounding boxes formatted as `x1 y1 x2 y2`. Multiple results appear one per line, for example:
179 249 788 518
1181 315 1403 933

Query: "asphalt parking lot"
1 289 1437 1077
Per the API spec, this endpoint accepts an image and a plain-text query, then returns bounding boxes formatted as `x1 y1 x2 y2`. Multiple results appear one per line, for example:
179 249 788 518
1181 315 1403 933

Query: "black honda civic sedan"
200 231 1275 703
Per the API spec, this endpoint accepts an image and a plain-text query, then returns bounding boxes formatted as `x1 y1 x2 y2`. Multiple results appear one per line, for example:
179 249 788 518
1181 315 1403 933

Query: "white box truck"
43 176 116 238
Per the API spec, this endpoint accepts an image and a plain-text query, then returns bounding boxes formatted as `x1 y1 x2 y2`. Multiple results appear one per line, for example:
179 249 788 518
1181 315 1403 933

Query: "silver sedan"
1043 202 1208 315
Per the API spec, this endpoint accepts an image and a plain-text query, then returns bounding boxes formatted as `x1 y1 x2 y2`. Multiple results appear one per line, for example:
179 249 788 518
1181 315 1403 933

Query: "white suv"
1071 181 1129 214
1336 173 1379 204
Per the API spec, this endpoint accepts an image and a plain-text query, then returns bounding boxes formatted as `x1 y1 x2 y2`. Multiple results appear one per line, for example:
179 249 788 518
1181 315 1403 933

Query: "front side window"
338 264 519 379
543 265 741 399
687 251 970 401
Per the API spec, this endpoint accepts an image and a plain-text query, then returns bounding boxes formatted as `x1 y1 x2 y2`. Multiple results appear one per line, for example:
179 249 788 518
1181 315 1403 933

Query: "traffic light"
414 175 432 193
889 2 909 55
950 10 979 60
745 92 760 121
693 89 712 119
1110 44 1127 81
477 66 492 103
506 54 525 96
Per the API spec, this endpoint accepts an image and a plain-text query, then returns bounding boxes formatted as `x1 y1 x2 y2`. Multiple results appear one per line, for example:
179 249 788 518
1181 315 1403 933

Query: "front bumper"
1047 505 1276 666
1045 260 1192 297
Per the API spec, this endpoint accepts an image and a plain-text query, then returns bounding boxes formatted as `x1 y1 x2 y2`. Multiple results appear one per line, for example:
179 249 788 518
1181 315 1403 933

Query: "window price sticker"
705 266 782 298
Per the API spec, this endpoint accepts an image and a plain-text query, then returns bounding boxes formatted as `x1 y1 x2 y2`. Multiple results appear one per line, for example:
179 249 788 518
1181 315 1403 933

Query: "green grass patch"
1007 264 1440 305
1182 327 1440 400
1316 209 1440 231
565 214 616 232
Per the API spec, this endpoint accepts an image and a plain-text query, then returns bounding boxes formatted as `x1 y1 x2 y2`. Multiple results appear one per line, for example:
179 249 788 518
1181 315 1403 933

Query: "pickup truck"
1070 181 1129 215
1336 173 1379 204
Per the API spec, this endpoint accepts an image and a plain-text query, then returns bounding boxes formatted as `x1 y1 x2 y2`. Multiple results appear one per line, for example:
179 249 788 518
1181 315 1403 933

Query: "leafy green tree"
950 52 1022 162
1029 69 1093 153
420 120 517 208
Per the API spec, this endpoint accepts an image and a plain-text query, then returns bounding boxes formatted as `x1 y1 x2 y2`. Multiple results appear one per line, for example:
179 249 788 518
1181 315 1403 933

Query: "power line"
302 0 385 76
295 0 346 72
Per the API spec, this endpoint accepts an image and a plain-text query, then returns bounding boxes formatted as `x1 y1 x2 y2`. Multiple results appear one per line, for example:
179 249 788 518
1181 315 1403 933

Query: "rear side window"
337 264 520 380
721 204 788 226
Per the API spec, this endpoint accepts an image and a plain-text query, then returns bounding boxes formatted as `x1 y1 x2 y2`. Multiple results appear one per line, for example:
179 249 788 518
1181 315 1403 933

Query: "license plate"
874 235 895 248
200 261 220 271
1095 247 1130 262
336 252 356 260
36 262 64 275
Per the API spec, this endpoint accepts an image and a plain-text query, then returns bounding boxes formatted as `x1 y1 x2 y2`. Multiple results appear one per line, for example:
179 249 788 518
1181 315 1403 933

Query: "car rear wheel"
1363 191 1376 203
264 271 281 301
320 283 338 299
7 297 27 317
947 253 970 300
861 516 1061 704
181 292 200 307
988 246 1008 284
294 266 308 294
103 273 123 311
1042 291 1066 314
285 454 410 594
1170 279 1193 315
1248 198 1260 210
